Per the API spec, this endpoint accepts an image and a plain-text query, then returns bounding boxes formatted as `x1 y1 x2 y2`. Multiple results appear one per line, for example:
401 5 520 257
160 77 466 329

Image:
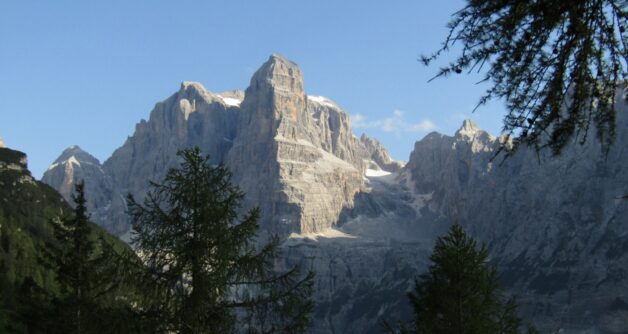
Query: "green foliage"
51 181 96 332
407 224 523 334
422 0 627 156
128 147 314 333
50 181 151 333
0 147 146 333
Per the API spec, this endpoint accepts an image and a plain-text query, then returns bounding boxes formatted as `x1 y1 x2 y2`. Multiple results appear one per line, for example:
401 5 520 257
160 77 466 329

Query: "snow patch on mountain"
365 168 391 177
288 228 356 241
308 95 337 108
217 95 242 107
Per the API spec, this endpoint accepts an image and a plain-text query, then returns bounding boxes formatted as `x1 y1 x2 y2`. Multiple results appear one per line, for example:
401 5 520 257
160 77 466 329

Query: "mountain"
42 55 628 333
41 146 114 230
360 134 405 172
43 54 400 239
405 110 628 332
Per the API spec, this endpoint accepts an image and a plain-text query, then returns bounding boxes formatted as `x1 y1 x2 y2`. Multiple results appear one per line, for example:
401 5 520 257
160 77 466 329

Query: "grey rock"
226 54 366 236
41 55 628 333
44 54 371 238
401 96 628 332
42 146 114 226
360 133 404 172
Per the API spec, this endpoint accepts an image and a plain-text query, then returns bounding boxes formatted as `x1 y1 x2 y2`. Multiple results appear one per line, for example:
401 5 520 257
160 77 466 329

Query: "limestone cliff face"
227 55 363 235
403 119 499 219
401 96 628 332
44 54 374 237
99 82 241 236
360 133 404 172
41 55 627 332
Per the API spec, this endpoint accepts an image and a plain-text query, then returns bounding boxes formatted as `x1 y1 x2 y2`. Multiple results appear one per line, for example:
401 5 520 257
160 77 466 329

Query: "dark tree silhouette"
407 224 524 334
128 147 314 334
51 181 98 333
51 181 150 333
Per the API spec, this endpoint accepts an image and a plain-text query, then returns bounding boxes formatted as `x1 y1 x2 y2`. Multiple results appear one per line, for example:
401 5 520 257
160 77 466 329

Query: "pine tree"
51 181 97 333
422 0 627 156
128 147 314 334
50 181 146 333
407 224 523 334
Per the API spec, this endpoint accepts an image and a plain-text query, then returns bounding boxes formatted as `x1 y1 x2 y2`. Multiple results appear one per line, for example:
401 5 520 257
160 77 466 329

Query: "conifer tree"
51 181 97 333
407 224 523 334
50 181 146 333
128 147 314 334
422 0 627 156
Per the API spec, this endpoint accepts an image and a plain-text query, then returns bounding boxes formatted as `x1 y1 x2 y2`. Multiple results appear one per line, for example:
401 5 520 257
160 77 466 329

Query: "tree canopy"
50 181 149 333
422 0 627 155
407 224 523 334
128 147 314 334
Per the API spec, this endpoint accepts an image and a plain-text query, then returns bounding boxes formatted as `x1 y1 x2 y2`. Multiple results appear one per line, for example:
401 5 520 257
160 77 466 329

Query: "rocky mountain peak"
455 119 482 137
178 81 215 106
53 145 100 166
42 146 109 211
180 81 207 93
249 54 304 96
452 120 497 153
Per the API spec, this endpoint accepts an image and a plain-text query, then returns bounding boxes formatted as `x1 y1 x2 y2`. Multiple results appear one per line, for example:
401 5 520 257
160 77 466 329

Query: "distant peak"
180 81 208 93
456 119 482 137
53 145 100 165
268 53 297 67
255 54 302 80
61 145 84 154
0 136 5 148
248 54 304 96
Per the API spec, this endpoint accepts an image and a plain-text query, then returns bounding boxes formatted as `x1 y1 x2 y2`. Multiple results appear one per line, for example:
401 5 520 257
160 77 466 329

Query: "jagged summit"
269 53 298 67
249 54 304 94
176 81 243 111
180 81 207 92
53 145 100 166
456 119 481 136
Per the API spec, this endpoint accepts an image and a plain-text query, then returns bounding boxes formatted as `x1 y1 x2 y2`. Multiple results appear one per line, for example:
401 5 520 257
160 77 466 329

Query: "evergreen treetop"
407 224 523 334
128 147 314 334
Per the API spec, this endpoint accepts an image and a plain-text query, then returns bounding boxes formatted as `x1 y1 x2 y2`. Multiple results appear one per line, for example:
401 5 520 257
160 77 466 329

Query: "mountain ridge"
41 55 628 332
43 54 401 238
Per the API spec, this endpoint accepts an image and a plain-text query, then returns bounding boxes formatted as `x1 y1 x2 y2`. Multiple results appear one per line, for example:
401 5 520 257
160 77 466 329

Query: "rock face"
41 145 116 235
360 133 404 172
401 96 628 332
44 54 378 238
226 55 364 235
42 54 628 333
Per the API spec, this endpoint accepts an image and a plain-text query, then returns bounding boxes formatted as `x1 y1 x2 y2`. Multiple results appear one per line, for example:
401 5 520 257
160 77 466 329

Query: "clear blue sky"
1 1 506 179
